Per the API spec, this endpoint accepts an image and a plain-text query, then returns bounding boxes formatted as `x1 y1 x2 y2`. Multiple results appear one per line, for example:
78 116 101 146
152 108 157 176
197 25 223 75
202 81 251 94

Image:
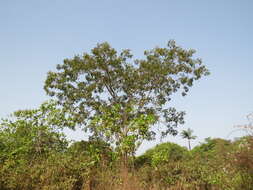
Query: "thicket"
0 116 252 190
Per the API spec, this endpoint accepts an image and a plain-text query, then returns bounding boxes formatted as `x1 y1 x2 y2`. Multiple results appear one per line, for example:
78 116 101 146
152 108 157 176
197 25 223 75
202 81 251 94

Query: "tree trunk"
188 140 191 150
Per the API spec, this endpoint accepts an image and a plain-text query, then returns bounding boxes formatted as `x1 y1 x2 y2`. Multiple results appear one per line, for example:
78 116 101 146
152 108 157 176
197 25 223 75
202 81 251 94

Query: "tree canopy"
44 40 209 157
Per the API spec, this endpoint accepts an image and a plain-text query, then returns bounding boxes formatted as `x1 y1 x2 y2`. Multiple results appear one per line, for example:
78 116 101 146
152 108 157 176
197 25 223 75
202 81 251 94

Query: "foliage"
44 41 209 158
192 137 232 156
0 100 72 162
230 136 253 189
0 101 115 190
68 140 115 166
135 142 188 168
0 117 252 190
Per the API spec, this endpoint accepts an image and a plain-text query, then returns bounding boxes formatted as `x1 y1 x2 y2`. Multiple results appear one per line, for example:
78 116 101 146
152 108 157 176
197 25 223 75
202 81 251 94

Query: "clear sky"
1 0 253 154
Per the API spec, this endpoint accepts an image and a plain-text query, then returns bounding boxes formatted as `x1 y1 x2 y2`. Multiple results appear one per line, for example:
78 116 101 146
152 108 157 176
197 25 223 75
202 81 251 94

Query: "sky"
0 0 253 154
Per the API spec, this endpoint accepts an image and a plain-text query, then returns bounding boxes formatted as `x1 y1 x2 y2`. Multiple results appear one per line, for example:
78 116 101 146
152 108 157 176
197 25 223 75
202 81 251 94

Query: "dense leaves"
135 142 188 168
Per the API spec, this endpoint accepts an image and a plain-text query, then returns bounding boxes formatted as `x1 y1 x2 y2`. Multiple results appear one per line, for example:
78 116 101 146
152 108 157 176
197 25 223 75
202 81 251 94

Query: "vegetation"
0 41 252 189
44 40 209 165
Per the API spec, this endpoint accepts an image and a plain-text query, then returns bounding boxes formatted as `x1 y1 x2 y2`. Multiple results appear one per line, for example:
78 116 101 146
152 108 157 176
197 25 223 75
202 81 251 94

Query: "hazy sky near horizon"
1 0 252 154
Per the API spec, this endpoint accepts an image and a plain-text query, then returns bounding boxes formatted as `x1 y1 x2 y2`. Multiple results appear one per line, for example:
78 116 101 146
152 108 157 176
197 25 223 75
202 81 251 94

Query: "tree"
44 40 209 163
0 100 74 160
0 101 76 189
136 142 188 167
181 128 197 150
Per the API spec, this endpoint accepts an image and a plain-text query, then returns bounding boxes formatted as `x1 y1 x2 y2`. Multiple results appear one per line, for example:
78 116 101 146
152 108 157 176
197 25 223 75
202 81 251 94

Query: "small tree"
140 142 187 167
0 100 74 160
44 40 209 164
181 128 197 150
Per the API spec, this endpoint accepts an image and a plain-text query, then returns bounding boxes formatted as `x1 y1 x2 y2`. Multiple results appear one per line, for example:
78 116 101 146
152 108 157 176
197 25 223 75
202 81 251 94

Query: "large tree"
44 40 209 162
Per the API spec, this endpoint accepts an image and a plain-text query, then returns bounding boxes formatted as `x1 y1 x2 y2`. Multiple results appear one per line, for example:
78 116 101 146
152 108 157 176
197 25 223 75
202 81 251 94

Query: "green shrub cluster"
0 113 252 190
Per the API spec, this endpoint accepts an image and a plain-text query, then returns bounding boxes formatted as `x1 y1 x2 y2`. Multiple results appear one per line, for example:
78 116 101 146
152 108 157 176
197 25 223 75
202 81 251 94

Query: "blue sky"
1 0 252 154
